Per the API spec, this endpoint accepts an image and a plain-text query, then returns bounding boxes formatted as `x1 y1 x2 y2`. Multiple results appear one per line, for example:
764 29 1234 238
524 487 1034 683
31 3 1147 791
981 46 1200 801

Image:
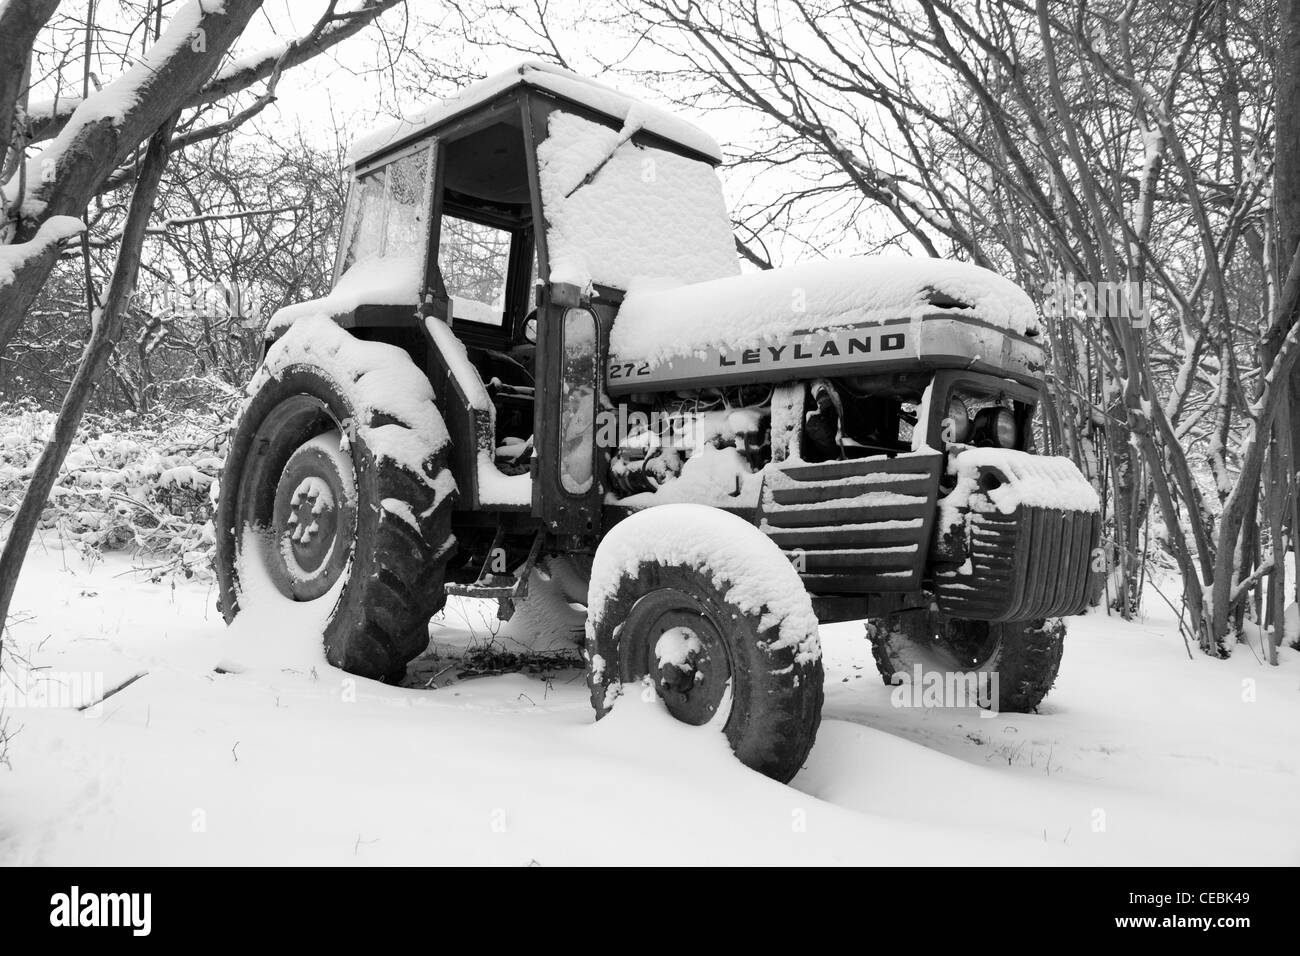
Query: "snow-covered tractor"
214 63 1101 782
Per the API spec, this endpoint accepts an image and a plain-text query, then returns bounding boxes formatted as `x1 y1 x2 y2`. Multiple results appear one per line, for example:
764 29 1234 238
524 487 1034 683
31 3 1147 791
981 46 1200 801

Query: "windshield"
336 142 434 284
535 111 739 290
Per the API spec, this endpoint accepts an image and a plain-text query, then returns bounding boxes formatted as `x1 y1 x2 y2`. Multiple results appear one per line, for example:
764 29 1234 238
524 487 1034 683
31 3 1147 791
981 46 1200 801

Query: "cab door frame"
520 91 608 541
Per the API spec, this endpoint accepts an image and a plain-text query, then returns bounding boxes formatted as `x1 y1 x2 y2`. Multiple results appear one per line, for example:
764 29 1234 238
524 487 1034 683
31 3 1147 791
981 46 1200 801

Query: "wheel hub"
937 619 1001 668
267 430 355 601
285 476 336 567
629 597 732 726
656 625 707 696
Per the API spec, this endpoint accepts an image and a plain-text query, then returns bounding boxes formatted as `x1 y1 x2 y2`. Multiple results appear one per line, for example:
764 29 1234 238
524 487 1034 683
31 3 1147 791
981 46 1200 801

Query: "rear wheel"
866 611 1064 713
215 318 456 682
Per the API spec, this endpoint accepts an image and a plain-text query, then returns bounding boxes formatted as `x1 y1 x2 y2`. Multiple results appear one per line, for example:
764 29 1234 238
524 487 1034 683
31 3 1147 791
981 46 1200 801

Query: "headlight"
993 408 1017 447
972 406 1018 447
945 398 971 443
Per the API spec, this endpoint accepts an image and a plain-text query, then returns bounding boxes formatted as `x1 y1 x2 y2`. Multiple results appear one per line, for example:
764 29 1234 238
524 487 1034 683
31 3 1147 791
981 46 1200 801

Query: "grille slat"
759 453 944 593
935 505 1098 620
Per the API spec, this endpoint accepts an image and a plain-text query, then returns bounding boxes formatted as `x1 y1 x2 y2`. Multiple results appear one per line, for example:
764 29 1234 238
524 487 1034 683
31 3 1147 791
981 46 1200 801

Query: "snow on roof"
611 256 1040 366
348 61 723 166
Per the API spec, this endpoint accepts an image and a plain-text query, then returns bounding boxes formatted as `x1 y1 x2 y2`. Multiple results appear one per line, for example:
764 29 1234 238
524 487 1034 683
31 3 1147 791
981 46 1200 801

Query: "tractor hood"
604 256 1044 394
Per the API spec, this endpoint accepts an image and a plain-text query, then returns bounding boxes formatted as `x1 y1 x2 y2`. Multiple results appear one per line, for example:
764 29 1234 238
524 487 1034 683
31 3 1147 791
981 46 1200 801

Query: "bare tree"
609 0 1286 654
0 0 406 649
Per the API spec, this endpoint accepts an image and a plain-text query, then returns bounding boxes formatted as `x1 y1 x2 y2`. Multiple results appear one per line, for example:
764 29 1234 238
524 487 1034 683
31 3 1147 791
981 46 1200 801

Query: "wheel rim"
235 395 356 602
935 618 1001 669
625 588 733 726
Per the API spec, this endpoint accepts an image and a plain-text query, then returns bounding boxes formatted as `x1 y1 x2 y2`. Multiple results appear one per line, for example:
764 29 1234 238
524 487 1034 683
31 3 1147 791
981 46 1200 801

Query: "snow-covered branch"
21 0 404 149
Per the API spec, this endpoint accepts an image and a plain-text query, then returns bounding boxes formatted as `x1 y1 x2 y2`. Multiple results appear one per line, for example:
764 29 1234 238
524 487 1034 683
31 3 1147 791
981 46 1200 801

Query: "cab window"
336 142 434 281
438 214 512 326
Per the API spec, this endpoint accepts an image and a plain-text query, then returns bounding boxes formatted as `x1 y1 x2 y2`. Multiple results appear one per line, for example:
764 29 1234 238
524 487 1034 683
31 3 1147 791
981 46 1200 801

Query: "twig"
77 670 147 711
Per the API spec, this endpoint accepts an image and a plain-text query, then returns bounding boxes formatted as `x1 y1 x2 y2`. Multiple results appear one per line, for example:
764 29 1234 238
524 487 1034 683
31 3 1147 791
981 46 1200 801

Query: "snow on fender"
249 315 453 489
587 504 821 664
585 503 823 783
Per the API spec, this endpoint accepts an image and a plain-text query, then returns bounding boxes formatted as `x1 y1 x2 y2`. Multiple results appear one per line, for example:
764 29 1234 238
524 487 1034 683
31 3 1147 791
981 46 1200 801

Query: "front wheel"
866 611 1065 713
587 505 823 782
215 316 456 682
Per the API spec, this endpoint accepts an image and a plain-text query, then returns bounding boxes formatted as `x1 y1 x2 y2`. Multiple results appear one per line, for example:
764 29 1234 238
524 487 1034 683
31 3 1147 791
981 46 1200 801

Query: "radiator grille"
934 506 1100 620
758 454 943 593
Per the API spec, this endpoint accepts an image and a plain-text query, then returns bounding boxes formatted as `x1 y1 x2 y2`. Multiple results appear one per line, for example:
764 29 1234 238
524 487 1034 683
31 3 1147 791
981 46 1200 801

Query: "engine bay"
602 372 1036 505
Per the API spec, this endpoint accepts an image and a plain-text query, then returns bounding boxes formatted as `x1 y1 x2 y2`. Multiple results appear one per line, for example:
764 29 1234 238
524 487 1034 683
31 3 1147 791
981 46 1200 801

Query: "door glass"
560 308 598 494
336 144 433 281
337 165 387 273
384 151 433 258
439 215 512 325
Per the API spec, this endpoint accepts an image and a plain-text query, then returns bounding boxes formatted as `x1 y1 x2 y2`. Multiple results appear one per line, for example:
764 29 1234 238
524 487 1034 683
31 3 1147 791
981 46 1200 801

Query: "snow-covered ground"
1 537 1297 866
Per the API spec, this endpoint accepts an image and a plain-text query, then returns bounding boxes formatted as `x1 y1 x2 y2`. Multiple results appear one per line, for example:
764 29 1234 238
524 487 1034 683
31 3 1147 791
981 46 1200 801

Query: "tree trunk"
1279 0 1300 524
0 119 175 651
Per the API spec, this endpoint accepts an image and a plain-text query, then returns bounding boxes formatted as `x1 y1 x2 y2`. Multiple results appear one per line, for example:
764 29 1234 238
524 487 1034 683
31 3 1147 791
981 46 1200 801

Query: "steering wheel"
505 308 539 377
512 308 538 347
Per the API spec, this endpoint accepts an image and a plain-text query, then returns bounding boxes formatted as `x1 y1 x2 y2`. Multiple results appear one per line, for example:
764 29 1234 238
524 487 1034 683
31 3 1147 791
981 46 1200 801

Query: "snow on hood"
349 61 722 165
611 256 1039 367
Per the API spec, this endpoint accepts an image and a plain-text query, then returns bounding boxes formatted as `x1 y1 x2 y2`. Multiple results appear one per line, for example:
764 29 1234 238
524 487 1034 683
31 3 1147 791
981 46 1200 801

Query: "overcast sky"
26 0 919 265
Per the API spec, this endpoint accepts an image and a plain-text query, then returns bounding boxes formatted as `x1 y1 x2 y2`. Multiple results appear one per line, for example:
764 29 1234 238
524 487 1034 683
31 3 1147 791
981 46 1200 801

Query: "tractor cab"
319 61 737 534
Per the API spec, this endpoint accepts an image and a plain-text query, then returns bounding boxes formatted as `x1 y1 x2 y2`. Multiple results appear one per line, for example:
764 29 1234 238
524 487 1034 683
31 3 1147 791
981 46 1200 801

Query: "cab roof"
348 61 724 167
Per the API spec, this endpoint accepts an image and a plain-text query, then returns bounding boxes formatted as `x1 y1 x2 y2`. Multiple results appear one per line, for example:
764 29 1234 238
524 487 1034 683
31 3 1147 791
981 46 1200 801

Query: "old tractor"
215 63 1101 782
